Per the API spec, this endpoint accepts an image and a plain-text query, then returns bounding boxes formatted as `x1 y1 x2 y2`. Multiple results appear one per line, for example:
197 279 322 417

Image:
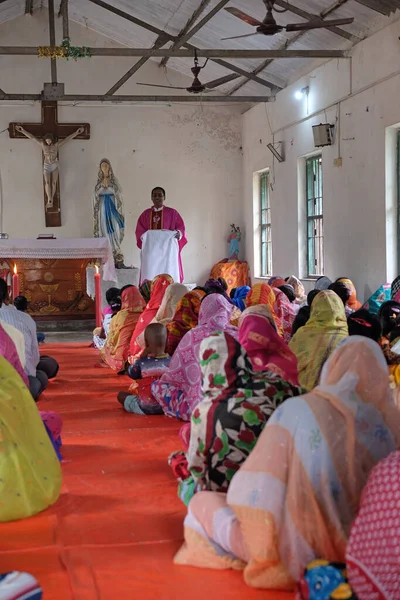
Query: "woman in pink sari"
238 307 299 386
273 287 297 343
0 323 62 454
151 294 238 421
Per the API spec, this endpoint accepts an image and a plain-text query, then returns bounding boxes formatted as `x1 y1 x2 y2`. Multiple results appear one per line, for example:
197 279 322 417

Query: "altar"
0 237 116 321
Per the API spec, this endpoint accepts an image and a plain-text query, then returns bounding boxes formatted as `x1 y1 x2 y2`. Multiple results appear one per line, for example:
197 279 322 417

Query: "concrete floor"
42 331 92 344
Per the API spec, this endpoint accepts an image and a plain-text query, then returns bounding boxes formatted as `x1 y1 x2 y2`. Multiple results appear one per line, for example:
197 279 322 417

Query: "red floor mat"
1 343 292 599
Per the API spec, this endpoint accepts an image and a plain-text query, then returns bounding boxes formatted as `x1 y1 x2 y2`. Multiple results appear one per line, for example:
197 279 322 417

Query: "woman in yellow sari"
0 356 62 522
289 290 348 390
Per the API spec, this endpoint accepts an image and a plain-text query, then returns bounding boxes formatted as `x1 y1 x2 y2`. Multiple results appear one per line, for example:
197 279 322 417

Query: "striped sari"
175 337 400 590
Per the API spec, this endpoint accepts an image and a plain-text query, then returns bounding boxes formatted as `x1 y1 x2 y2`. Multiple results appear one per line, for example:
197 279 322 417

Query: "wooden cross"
9 101 90 227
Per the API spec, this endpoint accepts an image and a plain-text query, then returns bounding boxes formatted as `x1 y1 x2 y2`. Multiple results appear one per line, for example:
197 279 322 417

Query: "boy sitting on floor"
117 323 171 415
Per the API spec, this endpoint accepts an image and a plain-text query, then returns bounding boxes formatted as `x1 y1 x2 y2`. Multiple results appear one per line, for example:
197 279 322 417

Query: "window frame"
259 170 272 278
305 154 324 277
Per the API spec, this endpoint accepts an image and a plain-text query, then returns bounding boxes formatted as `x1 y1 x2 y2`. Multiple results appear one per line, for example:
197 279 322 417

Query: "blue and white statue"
93 159 125 267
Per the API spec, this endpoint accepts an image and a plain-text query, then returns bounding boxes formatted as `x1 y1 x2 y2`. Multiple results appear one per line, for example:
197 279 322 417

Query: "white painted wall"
242 17 400 301
0 13 243 284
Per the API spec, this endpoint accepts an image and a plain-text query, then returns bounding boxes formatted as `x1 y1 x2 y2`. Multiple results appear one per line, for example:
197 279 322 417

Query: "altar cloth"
0 237 116 282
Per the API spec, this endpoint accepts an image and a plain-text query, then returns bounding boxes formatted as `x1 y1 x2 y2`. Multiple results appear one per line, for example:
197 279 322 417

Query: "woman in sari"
273 287 297 343
151 294 238 421
289 290 348 391
102 286 146 372
175 337 400 590
246 283 284 337
129 274 173 360
133 283 187 351
0 355 62 522
286 275 307 305
336 277 362 311
180 331 302 505
346 450 400 598
166 289 206 356
239 308 299 385
0 324 63 455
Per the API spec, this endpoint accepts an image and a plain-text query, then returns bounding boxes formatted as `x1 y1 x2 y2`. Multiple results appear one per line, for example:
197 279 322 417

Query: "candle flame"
13 264 17 275
95 265 99 274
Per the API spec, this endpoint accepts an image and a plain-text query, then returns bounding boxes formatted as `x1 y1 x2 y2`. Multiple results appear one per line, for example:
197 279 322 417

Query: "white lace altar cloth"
0 237 116 282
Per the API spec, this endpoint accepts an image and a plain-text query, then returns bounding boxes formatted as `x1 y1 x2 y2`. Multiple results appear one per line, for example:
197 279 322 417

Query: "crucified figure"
15 125 84 209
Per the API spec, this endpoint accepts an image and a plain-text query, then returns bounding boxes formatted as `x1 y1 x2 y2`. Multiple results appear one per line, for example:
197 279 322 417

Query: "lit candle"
94 265 102 328
12 264 19 300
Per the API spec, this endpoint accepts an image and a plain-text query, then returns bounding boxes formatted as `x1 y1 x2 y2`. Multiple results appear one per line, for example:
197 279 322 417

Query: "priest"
135 187 187 283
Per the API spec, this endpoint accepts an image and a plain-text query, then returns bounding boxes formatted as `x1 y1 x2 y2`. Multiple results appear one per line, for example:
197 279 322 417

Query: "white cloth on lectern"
140 230 180 283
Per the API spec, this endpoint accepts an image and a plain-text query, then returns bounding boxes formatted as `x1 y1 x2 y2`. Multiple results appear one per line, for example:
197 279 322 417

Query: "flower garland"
37 38 91 61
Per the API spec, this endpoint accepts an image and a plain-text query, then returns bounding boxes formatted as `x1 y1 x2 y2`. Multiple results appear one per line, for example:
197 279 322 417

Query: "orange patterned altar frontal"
0 258 94 320
210 259 250 294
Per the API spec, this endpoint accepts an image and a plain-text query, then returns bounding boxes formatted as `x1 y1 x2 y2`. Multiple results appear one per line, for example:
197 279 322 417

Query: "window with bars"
259 171 272 277
306 155 324 277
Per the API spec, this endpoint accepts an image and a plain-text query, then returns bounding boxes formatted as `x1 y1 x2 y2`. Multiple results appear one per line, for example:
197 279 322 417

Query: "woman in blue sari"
93 159 125 267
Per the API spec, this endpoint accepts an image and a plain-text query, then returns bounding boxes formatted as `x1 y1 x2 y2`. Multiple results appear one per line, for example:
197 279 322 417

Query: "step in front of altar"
36 318 95 332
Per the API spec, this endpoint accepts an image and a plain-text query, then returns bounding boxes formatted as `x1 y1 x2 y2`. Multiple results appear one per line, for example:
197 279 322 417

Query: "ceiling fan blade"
221 32 259 41
224 7 262 27
136 83 187 90
205 73 238 89
286 17 354 32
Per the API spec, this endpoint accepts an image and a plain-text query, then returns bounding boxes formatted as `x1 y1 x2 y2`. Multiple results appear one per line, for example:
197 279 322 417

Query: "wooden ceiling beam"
160 0 231 67
0 47 349 58
160 0 212 68
0 93 273 103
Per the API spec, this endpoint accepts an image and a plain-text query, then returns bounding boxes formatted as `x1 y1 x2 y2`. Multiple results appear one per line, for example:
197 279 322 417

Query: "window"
306 155 324 276
259 171 272 277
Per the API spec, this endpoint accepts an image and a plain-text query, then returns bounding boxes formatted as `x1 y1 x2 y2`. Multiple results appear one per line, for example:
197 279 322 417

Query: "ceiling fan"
137 50 220 94
222 0 354 40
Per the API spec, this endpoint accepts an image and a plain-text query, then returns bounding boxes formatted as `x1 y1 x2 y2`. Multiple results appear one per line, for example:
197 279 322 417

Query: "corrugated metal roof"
0 0 399 97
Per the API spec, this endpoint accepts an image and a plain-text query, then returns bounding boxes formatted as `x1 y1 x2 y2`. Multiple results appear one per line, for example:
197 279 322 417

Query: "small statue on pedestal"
227 224 241 261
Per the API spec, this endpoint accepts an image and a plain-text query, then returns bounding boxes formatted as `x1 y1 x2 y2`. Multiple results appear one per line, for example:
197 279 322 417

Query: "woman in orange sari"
246 282 284 337
129 274 173 360
102 286 145 372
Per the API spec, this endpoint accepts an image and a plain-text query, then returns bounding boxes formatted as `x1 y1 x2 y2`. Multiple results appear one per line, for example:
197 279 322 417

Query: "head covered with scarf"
102 285 146 371
166 289 206 355
239 308 299 385
289 290 348 390
129 274 173 359
183 330 302 502
336 277 362 311
151 294 238 421
246 283 284 337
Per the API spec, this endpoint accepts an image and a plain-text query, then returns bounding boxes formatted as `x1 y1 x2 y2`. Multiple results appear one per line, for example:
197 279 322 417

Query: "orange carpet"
1 343 292 599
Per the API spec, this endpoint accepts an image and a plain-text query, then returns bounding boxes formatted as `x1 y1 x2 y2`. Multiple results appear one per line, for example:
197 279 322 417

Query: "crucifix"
9 101 90 227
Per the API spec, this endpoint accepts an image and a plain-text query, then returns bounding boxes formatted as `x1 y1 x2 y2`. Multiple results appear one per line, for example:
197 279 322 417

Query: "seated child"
117 323 171 415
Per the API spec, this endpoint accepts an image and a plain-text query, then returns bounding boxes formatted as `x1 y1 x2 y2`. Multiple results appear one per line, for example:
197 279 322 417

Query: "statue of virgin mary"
93 159 125 267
